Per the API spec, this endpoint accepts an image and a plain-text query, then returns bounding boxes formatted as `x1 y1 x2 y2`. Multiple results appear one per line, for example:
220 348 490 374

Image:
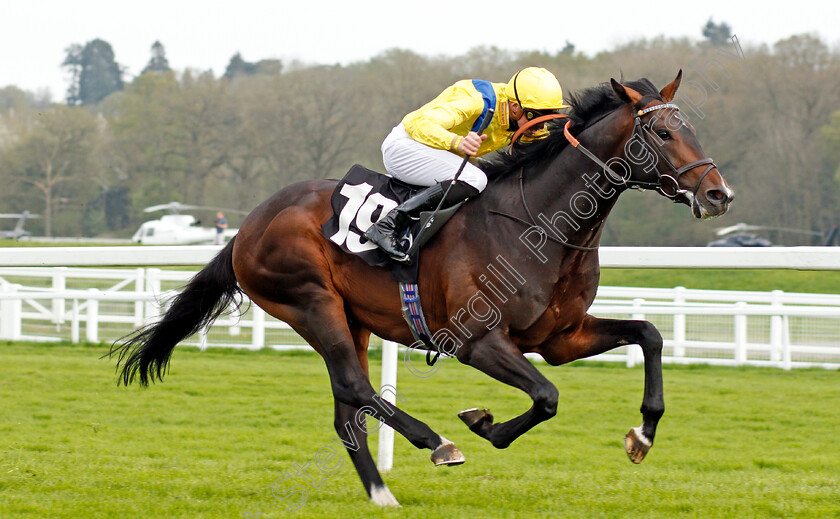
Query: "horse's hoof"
458 407 494 431
624 426 652 464
369 484 401 507
430 437 465 466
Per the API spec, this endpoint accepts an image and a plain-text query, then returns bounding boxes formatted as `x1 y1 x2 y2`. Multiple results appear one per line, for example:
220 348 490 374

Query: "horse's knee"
533 384 559 418
637 321 663 353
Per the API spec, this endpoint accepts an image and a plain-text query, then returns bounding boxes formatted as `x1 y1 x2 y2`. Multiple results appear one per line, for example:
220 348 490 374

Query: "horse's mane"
481 78 662 178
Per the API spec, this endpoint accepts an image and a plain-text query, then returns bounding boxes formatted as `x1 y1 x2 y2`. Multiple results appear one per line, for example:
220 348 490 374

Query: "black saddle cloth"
322 164 461 283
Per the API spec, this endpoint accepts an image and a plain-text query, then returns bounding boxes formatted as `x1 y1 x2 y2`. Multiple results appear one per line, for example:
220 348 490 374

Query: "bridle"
624 96 719 201
511 99 721 202
494 97 723 252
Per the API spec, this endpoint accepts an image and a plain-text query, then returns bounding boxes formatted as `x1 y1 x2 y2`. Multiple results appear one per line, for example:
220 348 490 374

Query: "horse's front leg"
541 315 665 464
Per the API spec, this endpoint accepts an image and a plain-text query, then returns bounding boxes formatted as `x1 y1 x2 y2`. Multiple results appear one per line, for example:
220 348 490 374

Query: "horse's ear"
610 78 643 105
659 69 683 102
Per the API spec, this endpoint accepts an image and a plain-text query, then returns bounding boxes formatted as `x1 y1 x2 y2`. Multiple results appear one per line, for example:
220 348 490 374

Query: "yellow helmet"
505 67 569 110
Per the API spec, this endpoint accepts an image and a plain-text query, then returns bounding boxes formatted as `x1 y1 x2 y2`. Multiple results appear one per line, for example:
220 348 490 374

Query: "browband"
637 102 680 117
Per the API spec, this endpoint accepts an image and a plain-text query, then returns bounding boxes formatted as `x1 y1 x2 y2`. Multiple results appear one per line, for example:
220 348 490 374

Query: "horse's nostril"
706 189 725 203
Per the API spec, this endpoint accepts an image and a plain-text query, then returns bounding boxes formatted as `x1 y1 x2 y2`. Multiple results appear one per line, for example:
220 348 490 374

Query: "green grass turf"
600 268 840 294
1 342 838 518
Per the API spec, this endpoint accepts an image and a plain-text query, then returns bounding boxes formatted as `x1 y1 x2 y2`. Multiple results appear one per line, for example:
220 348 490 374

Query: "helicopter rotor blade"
143 202 247 215
715 222 824 237
714 223 763 236
144 202 205 214
190 205 249 215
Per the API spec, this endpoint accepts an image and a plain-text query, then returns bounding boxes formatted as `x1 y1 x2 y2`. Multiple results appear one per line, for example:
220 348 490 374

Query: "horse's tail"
108 237 241 387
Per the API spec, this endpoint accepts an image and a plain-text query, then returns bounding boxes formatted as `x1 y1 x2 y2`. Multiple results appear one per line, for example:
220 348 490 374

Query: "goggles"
523 107 557 121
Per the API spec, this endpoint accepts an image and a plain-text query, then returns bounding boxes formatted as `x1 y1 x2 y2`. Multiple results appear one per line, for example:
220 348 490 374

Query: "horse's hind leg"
332 325 398 507
297 296 463 466
334 400 399 506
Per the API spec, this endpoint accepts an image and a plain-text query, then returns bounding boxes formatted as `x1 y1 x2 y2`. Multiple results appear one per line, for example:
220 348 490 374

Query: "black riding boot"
364 180 479 262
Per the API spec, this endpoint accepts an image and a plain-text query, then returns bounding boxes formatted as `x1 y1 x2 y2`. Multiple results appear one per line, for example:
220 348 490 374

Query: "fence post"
734 301 747 365
133 268 145 327
9 283 22 340
145 269 162 325
378 340 399 472
769 290 784 363
0 282 11 340
71 298 80 343
782 316 792 370
86 289 99 343
251 306 265 349
673 286 686 358
198 325 208 351
627 299 645 368
11 287 21 339
51 267 67 325
0 282 8 340
229 303 242 336
0 283 22 340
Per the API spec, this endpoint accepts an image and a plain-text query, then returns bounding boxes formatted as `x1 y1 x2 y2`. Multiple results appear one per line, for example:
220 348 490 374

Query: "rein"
510 113 571 146
488 168 599 252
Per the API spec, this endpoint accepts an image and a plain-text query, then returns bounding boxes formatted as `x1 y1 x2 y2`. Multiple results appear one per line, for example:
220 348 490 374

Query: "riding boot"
364 180 479 262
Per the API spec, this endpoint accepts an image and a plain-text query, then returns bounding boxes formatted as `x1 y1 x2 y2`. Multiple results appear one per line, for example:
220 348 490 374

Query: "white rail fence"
1 267 839 370
0 267 309 350
1 247 838 473
1 245 840 269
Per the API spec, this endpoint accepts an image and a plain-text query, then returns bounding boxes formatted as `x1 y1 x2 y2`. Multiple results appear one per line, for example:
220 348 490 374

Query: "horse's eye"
656 130 670 140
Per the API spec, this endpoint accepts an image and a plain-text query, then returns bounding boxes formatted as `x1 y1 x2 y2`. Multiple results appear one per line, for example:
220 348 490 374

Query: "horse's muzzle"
693 185 734 219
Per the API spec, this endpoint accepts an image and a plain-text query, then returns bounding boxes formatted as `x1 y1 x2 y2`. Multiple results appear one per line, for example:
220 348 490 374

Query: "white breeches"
381 124 488 192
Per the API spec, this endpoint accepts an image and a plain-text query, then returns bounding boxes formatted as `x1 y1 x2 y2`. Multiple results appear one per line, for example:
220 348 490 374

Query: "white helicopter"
708 222 830 247
0 211 39 239
132 202 246 245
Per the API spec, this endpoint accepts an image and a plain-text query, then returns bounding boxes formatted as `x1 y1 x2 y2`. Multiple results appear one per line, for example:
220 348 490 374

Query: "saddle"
322 164 464 284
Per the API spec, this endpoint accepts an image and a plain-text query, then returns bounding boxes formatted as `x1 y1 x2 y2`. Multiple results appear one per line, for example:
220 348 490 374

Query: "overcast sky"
3 0 839 100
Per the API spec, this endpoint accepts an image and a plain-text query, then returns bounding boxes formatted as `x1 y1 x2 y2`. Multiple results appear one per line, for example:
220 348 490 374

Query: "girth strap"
399 283 446 365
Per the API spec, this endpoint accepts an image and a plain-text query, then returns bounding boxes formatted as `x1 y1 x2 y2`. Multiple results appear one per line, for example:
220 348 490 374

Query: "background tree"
0 86 36 148
0 86 31 114
820 108 840 200
5 32 840 243
561 41 575 55
223 53 282 81
702 19 732 46
106 69 233 221
142 41 171 74
63 39 124 106
0 106 101 235
223 53 258 80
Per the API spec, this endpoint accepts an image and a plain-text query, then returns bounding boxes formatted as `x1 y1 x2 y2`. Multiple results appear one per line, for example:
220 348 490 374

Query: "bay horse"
111 72 733 507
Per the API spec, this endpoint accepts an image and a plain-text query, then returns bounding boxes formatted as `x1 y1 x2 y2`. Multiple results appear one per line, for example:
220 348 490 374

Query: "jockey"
364 67 569 262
